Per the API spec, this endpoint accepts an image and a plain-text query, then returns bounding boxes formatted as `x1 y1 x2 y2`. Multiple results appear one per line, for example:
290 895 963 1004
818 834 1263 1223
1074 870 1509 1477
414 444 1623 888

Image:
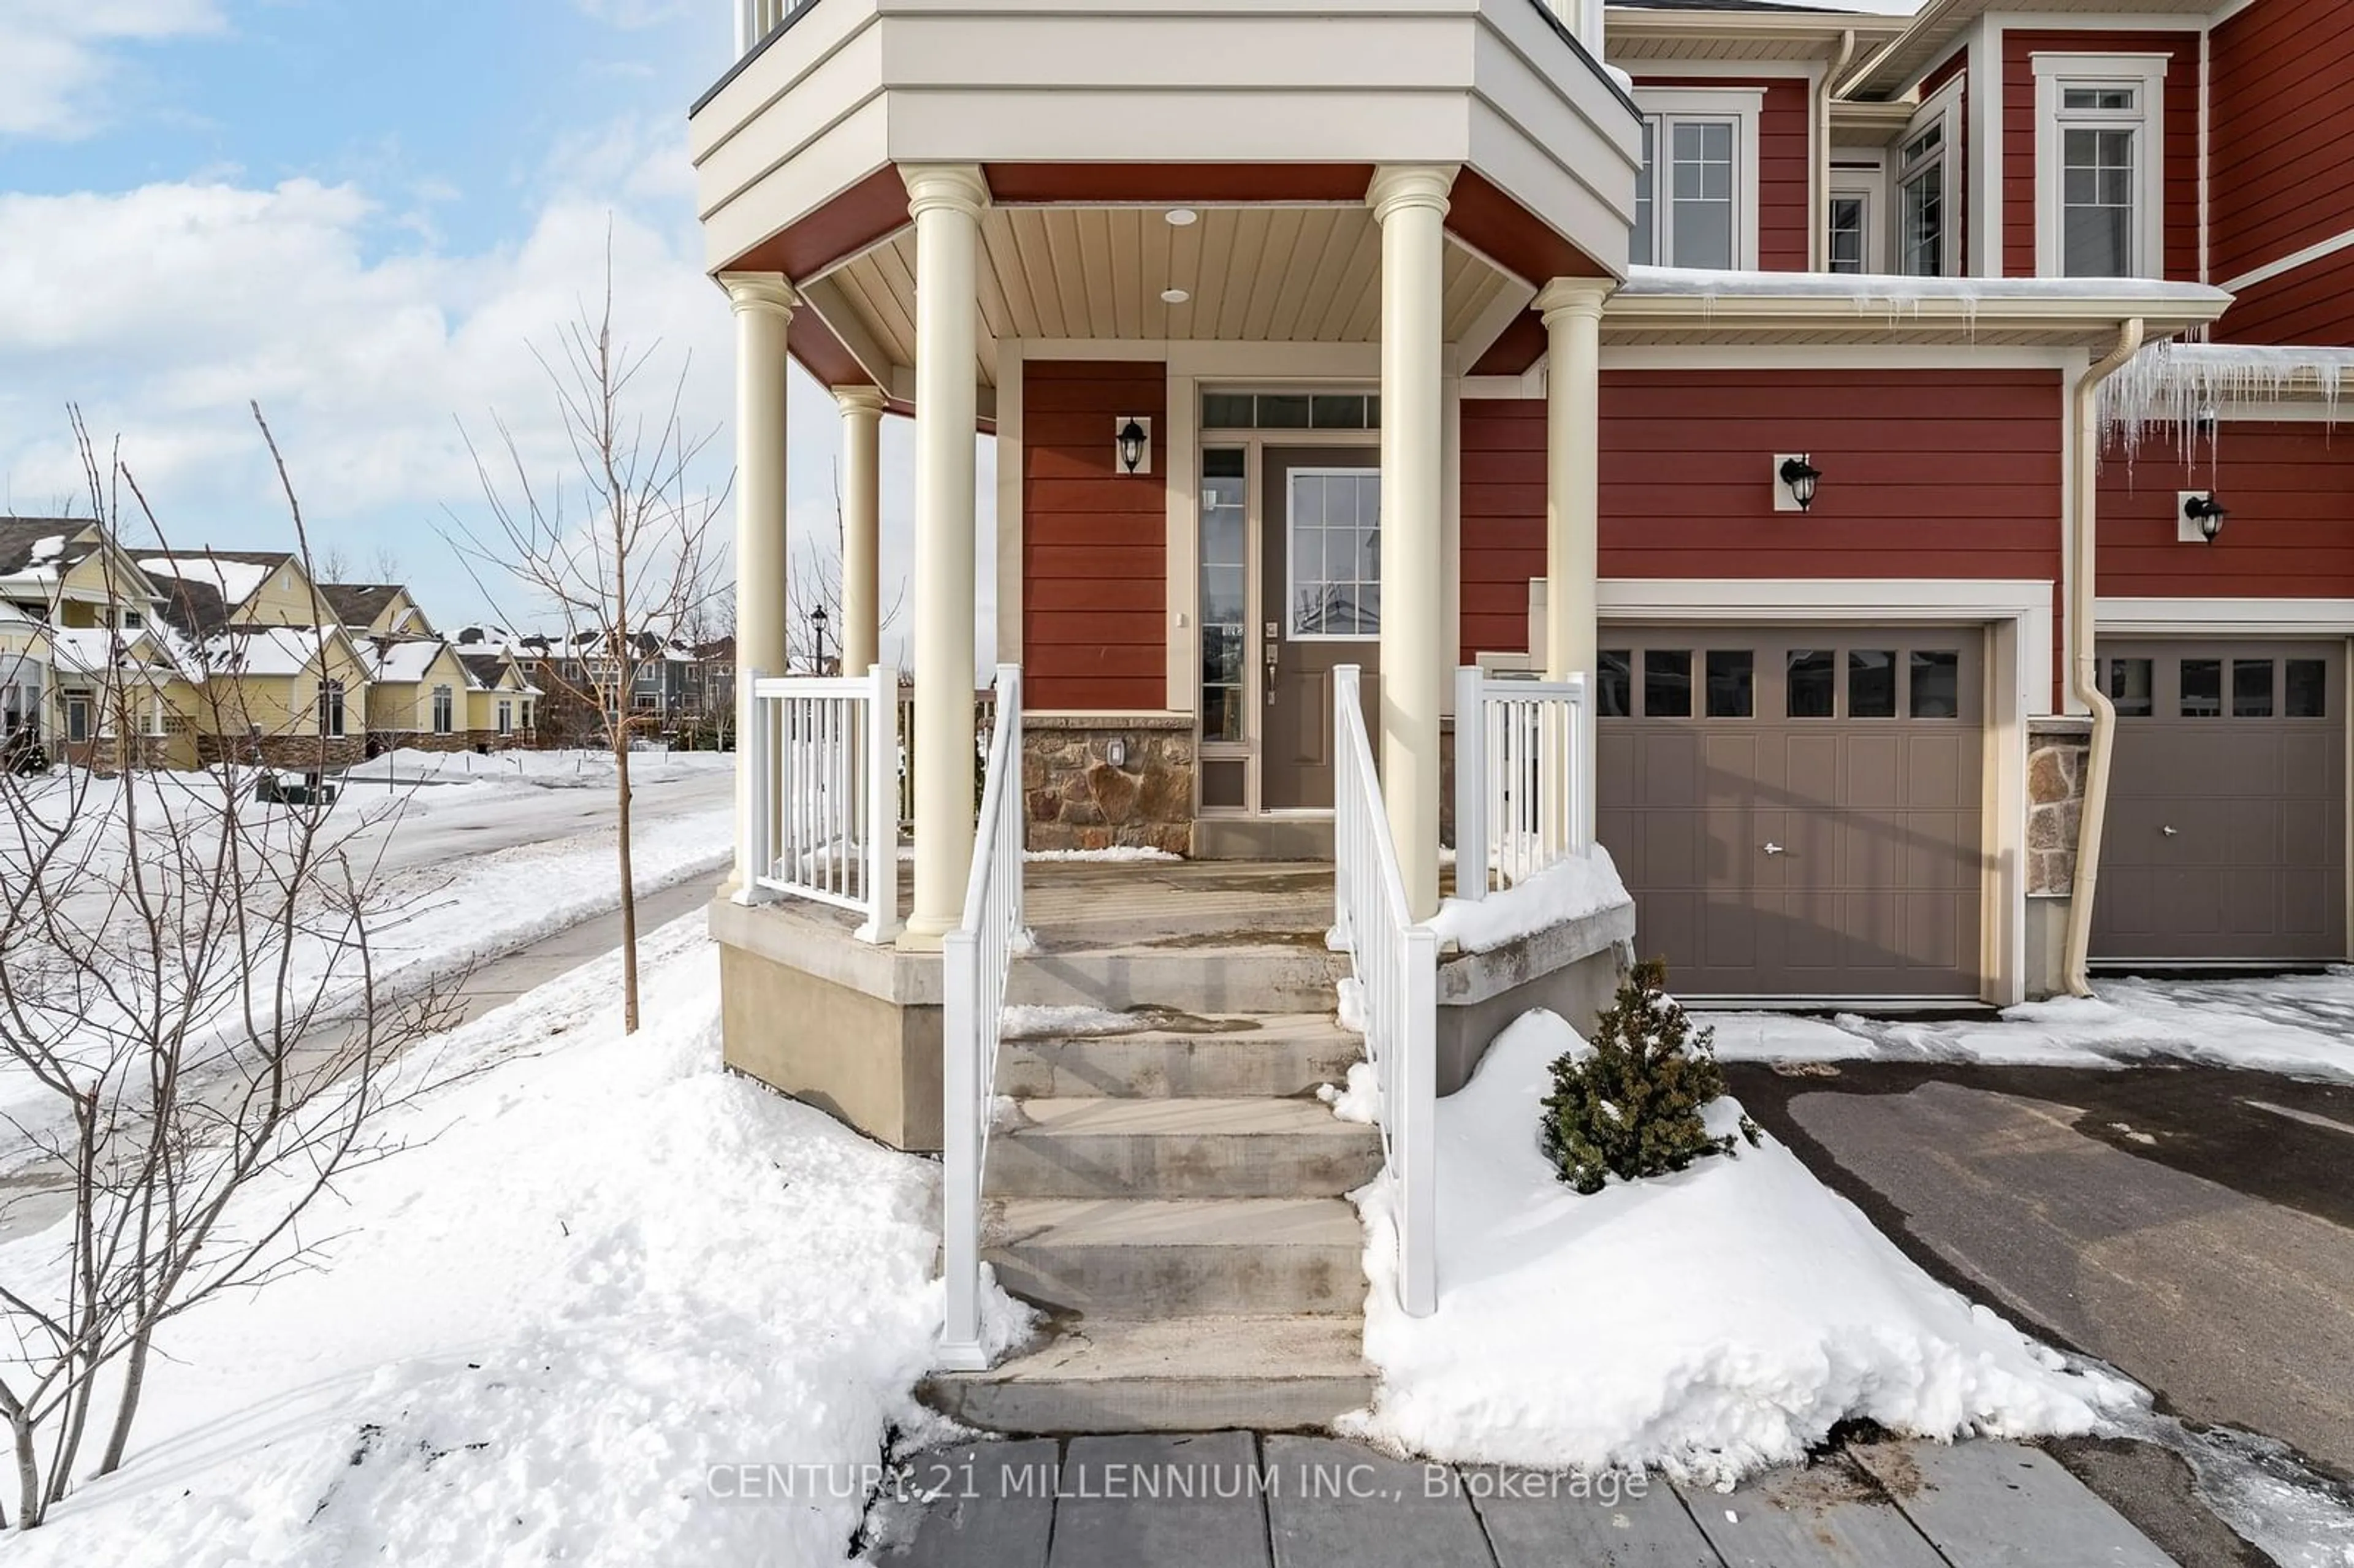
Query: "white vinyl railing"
745 664 900 943
939 663 1025 1370
1330 665 1438 1318
1453 665 1589 901
734 0 804 56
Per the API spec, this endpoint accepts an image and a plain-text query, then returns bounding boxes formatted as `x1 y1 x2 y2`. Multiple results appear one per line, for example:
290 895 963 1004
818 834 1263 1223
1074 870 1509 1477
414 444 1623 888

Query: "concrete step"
989 1097 1384 1200
921 1314 1373 1434
998 1012 1361 1099
1008 943 1343 1014
985 1197 1366 1316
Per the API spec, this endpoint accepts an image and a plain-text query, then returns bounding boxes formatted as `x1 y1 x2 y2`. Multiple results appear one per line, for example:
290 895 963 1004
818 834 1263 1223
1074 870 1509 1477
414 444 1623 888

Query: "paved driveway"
1727 1057 2354 1565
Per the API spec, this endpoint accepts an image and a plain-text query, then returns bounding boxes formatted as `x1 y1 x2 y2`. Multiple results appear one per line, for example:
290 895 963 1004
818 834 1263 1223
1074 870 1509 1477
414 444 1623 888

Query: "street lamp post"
810 603 830 677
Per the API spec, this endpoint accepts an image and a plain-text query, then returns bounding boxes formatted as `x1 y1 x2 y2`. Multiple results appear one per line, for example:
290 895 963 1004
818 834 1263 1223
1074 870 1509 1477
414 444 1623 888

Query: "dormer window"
1628 89 1762 270
2035 55 2168 279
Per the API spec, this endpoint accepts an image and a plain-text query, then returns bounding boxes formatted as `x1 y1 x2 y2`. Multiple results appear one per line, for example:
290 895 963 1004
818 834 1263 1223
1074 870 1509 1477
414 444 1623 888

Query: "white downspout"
2062 317 2146 996
1819 29 1857 273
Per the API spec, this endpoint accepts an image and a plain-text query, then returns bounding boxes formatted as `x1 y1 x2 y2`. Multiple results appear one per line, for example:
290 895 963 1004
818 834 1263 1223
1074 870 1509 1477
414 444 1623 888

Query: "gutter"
1818 28 1857 272
2062 316 2146 997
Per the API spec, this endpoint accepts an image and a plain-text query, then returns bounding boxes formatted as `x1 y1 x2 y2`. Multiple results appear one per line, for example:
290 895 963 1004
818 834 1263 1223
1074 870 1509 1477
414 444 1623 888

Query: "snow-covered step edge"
983 1196 1366 1317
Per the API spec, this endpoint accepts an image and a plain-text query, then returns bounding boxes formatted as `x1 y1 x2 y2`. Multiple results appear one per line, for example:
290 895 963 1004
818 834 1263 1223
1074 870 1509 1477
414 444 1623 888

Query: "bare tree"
0 411 462 1528
371 544 403 584
448 251 726 1033
315 542 354 584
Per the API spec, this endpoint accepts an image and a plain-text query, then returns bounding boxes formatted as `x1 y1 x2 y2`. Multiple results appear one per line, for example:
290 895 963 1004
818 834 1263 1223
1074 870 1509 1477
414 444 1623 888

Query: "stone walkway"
877 1432 2179 1566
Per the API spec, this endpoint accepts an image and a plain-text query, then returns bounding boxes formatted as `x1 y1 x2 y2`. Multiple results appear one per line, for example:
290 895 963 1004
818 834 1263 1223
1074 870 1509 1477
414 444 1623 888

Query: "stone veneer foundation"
2024 715 2093 997
1023 714 1195 854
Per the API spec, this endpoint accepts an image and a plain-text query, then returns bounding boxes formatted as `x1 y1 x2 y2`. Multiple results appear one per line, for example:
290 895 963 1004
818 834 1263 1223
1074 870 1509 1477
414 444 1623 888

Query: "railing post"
1332 666 1360 948
995 663 1024 933
1453 665 1484 904
1400 925 1439 1317
734 673 771 905
860 663 901 944
939 927 986 1369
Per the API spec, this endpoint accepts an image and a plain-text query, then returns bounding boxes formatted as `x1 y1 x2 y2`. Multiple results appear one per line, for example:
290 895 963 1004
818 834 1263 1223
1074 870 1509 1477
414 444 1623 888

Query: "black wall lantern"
2182 492 2230 544
1776 455 1822 512
1114 416 1152 476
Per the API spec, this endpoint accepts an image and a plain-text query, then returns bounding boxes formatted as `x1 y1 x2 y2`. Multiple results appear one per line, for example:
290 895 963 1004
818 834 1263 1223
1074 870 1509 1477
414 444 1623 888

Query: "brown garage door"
2092 641 2346 964
1596 628 1984 999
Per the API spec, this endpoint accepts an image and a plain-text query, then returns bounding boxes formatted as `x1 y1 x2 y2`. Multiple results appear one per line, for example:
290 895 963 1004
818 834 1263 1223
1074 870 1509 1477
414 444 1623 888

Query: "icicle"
2098 341 2354 475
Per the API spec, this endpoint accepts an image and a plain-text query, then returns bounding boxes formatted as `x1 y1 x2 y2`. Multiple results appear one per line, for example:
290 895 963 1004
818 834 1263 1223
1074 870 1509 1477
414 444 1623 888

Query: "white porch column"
1537 277 1613 847
901 165 989 945
1371 165 1456 923
722 272 796 899
835 386 888 678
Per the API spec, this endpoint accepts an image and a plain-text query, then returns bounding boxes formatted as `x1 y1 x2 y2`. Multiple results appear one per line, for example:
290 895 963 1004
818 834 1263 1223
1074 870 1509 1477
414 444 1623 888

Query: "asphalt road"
1729 1058 2354 1565
345 759 734 876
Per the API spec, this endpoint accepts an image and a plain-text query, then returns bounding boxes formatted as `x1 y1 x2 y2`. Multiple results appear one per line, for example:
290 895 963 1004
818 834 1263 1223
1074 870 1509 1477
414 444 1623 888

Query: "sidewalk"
880 1431 2177 1567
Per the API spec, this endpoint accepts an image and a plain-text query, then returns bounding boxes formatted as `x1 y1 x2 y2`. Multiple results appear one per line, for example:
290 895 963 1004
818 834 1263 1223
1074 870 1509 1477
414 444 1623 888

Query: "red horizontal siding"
2217 243 2354 346
2209 0 2354 283
2002 30 2200 281
2098 422 2354 595
1636 76 1811 270
1459 369 2067 665
1021 360 1167 711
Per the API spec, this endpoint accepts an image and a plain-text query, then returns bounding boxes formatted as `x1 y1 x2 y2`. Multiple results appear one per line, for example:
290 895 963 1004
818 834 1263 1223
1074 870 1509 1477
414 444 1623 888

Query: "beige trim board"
2095 598 2354 636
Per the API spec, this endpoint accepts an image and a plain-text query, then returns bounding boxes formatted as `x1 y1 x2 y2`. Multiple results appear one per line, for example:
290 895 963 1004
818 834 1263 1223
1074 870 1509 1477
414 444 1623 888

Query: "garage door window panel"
2104 657 2154 717
1598 650 1633 717
1910 651 1962 719
1645 650 1694 717
1706 650 1754 718
2287 660 2327 718
2233 659 2276 719
2179 658 2223 717
1849 650 1897 718
1787 650 1836 717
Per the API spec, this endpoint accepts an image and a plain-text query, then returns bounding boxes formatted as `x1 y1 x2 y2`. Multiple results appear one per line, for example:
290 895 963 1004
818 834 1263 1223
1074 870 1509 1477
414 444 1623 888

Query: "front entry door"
1261 449 1380 809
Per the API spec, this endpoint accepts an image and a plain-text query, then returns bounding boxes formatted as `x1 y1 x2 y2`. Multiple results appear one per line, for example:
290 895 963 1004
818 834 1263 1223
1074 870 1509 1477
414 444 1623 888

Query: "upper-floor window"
432 684 454 735
1629 89 1762 270
1827 193 1870 274
1898 123 1948 276
2034 55 2167 279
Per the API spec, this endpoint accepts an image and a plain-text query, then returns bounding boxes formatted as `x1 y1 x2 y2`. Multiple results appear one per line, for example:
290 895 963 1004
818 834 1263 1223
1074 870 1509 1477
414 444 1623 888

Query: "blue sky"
0 0 964 656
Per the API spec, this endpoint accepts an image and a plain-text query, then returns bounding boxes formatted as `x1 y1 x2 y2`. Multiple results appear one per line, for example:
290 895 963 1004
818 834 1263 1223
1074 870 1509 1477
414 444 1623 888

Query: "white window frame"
497 699 513 736
1630 88 1765 272
143 695 167 737
1284 467 1383 644
1826 175 1884 275
2033 53 2168 280
1894 77 1964 279
432 683 454 735
318 679 346 739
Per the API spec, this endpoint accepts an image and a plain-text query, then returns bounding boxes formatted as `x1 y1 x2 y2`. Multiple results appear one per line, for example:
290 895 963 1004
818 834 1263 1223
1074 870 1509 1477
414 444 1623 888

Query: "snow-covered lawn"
0 914 1006 1567
1343 1010 2137 1484
1708 972 2354 1083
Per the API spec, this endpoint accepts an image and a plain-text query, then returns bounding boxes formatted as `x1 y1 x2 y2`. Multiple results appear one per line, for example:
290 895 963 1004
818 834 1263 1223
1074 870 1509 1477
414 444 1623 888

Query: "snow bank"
1344 1009 2133 1483
1023 846 1181 864
1428 845 1630 954
1708 975 2354 1083
1 915 1019 1567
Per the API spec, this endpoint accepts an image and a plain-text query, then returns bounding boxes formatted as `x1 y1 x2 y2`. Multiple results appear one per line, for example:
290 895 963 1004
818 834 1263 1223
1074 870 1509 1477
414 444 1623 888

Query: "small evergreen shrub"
1540 959 1759 1194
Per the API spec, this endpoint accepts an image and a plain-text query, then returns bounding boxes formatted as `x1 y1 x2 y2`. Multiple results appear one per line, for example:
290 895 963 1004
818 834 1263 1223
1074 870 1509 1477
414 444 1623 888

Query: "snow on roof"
2100 341 2354 463
199 625 345 678
47 628 176 683
139 554 276 609
368 639 452 685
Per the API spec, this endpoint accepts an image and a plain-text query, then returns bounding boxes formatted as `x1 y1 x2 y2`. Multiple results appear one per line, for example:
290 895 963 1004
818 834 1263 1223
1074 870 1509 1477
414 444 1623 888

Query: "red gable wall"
2001 30 2201 282
2209 0 2354 288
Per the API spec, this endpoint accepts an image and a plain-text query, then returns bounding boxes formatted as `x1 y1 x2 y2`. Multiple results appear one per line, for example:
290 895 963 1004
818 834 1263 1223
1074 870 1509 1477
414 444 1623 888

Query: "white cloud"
0 120 994 661
0 0 226 140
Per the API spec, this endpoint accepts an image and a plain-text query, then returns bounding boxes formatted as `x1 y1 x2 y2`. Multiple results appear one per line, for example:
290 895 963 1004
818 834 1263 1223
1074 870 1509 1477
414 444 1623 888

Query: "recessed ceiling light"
1164 208 1198 227
1160 288 1190 304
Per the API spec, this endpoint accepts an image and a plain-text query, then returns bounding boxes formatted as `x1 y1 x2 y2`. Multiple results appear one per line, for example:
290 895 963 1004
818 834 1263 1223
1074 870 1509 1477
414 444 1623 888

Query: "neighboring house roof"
192 625 358 680
366 638 456 685
0 519 93 584
457 652 527 692
143 549 314 638
47 628 180 685
321 582 403 629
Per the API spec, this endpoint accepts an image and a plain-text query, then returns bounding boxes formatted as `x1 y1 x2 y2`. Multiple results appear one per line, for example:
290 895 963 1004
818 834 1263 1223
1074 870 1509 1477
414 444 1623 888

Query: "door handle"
1264 623 1279 706
1762 842 1786 856
2161 825 2179 837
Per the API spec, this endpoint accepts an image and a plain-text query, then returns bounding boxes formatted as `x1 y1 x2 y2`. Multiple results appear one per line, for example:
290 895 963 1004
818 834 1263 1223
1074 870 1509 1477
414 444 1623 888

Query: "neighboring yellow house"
46 628 201 772
457 650 539 748
2 517 165 633
364 639 476 753
322 583 436 641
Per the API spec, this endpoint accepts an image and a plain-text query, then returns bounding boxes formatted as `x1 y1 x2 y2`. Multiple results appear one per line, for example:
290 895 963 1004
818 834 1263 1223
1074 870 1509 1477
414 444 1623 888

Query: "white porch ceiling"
809 205 1523 392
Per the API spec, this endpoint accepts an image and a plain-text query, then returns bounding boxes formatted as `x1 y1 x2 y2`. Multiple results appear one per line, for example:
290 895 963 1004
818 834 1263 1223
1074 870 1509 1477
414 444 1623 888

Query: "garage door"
2092 641 2345 964
1596 629 1984 999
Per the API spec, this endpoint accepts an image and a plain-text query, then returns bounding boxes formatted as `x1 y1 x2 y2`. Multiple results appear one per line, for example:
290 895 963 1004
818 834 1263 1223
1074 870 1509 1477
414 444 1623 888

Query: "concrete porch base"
1434 897 1636 1094
707 894 945 1153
